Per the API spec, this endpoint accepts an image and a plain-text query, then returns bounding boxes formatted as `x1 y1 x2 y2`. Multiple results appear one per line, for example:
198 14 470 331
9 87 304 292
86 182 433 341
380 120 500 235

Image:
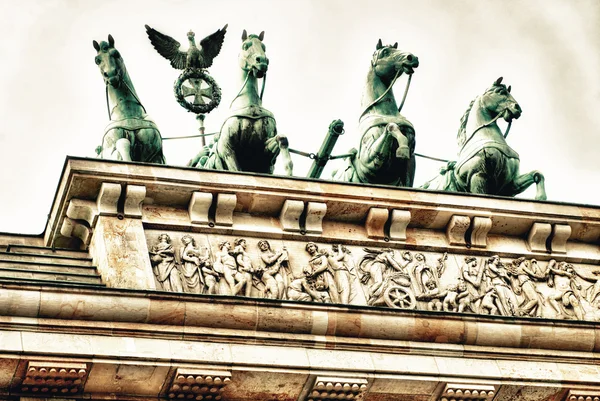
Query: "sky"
0 0 599 235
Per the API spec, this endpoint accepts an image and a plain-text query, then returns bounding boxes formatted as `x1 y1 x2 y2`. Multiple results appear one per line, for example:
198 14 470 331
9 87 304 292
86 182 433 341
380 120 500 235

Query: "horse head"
480 77 522 123
93 35 124 88
371 39 419 83
239 30 269 78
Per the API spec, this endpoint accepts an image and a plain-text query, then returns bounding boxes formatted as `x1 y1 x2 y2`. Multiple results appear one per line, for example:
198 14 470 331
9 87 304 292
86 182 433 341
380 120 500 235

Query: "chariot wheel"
383 285 416 309
174 68 221 114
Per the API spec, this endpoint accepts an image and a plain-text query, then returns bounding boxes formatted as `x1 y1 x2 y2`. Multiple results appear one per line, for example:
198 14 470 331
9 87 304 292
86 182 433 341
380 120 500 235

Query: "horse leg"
265 134 293 176
136 128 165 164
501 170 547 200
469 172 489 194
115 138 133 162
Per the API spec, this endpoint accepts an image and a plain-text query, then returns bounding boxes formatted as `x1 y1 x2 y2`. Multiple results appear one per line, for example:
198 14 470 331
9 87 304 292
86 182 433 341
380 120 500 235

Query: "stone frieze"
146 230 600 322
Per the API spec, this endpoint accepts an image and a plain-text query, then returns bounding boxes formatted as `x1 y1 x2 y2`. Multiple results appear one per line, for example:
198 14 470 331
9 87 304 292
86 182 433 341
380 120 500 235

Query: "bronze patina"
421 77 547 200
93 35 165 163
145 24 227 115
333 40 419 186
189 30 293 175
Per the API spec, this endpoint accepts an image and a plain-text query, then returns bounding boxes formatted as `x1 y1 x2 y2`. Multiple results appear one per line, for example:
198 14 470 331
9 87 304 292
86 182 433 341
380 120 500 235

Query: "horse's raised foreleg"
102 128 132 161
115 138 133 162
265 135 293 176
502 170 547 200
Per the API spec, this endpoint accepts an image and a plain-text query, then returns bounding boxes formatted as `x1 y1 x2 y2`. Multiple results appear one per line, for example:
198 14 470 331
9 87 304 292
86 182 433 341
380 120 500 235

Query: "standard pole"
307 119 345 179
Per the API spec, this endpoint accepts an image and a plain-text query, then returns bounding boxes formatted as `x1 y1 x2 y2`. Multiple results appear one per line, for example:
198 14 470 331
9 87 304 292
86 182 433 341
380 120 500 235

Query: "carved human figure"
413 252 446 294
149 234 184 292
231 238 255 297
257 240 289 299
547 260 584 320
359 249 412 306
479 288 499 315
507 257 547 317
574 268 600 308
287 266 330 303
416 279 446 311
202 263 221 295
305 242 340 304
484 255 516 316
214 240 247 296
179 235 210 294
461 257 484 313
442 282 469 312
326 244 356 304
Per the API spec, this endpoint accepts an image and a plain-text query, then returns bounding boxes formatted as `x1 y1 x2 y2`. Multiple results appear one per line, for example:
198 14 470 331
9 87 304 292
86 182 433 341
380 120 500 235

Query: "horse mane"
456 81 508 148
456 98 476 148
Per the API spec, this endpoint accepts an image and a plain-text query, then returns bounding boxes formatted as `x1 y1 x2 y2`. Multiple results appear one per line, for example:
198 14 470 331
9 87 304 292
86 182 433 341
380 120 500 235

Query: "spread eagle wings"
145 24 228 69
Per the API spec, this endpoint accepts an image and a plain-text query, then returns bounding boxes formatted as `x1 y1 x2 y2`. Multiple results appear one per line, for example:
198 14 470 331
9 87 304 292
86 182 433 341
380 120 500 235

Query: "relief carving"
358 248 415 308
146 231 600 322
180 234 211 294
150 234 184 292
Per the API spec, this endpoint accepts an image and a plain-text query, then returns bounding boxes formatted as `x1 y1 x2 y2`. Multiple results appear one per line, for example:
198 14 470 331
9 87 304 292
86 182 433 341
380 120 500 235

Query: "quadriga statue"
93 35 165 164
421 77 547 200
190 30 293 175
333 40 419 186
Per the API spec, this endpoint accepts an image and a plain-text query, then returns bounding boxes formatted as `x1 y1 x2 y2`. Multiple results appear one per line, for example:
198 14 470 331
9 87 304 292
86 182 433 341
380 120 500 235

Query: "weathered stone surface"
90 217 156 290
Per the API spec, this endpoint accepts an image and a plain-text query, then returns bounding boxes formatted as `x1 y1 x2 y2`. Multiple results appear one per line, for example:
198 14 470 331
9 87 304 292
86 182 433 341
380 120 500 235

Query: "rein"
460 98 513 149
229 69 267 108
104 69 147 121
359 69 413 120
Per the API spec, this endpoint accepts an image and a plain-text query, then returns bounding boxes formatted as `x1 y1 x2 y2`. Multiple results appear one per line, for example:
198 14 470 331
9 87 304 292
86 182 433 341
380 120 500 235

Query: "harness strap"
359 69 401 120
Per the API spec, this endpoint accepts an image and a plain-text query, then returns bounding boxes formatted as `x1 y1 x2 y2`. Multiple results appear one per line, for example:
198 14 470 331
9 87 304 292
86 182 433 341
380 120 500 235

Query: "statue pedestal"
1 157 600 401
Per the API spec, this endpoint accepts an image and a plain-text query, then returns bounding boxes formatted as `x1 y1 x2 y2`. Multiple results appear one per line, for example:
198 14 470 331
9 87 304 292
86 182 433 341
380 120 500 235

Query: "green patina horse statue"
93 35 165 164
190 30 292 175
333 40 419 186
421 77 546 200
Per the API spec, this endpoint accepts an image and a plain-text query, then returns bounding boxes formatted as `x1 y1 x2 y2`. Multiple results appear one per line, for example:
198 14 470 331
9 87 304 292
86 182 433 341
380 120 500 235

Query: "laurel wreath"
174 68 221 114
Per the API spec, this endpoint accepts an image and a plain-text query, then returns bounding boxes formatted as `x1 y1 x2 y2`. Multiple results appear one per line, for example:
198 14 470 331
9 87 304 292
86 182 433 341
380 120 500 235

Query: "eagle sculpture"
145 24 228 70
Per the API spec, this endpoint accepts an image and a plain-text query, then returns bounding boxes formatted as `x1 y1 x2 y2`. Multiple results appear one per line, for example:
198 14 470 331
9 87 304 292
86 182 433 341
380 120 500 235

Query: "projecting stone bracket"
446 215 471 246
438 383 497 401
280 200 305 232
188 192 213 225
18 361 88 396
123 185 146 218
306 202 327 234
215 194 237 226
60 217 91 245
551 223 572 254
167 368 232 400
61 183 147 245
527 222 572 254
445 215 492 248
365 208 411 241
306 376 369 401
470 216 492 248
527 222 552 252
279 200 327 234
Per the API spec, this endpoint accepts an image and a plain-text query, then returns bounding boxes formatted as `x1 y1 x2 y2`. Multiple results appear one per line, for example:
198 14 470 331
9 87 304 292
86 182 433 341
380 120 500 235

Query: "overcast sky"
0 0 599 235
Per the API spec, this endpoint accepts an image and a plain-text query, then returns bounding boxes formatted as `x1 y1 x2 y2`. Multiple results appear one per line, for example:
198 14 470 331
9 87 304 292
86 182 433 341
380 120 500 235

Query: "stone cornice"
1 283 599 356
43 158 600 262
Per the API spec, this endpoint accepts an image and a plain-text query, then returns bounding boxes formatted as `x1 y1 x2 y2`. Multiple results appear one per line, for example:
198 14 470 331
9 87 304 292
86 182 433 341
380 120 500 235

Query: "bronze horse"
333 40 419 186
93 35 165 164
421 77 547 200
191 30 292 175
